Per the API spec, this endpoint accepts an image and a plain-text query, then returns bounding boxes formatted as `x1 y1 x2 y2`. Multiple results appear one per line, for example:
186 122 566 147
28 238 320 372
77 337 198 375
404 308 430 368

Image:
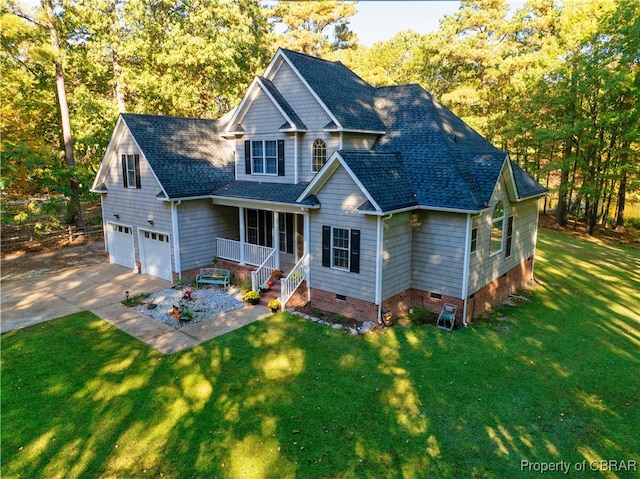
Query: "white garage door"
108 223 134 269
140 230 172 281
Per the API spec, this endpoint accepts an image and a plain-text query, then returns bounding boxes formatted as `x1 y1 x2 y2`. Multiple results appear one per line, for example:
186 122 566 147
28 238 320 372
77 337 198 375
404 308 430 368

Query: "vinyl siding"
411 211 466 298
271 60 333 130
381 212 412 300
299 132 341 182
468 173 540 294
309 166 377 302
177 201 239 271
101 127 174 269
342 133 379 150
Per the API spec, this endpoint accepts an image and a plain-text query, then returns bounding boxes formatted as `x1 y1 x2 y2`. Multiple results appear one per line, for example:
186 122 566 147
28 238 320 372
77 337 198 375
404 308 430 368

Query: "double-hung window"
332 227 350 270
322 225 360 273
252 140 277 175
121 154 140 189
490 201 505 255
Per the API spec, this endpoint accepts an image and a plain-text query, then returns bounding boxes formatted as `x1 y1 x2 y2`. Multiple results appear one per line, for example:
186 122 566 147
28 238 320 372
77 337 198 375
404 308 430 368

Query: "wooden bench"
195 268 230 291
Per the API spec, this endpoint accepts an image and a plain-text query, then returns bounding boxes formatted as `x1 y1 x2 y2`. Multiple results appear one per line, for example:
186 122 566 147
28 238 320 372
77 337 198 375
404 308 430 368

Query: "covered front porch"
214 206 312 307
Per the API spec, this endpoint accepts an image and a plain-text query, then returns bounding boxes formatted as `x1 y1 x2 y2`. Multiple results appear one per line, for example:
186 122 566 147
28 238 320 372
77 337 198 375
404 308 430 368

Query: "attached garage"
107 223 135 269
140 230 172 281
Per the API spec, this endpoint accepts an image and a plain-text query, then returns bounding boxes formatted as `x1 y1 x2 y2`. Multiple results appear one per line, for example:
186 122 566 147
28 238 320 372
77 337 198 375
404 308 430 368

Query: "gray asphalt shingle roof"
373 84 517 211
214 181 310 204
282 49 386 133
121 114 234 199
338 151 417 212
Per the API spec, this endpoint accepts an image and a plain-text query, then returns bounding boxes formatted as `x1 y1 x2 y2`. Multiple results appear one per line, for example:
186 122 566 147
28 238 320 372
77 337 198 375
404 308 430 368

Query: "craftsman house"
92 48 546 325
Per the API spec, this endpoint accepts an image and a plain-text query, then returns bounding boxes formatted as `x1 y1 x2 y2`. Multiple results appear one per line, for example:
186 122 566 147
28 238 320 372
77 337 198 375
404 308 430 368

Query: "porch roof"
213 180 315 205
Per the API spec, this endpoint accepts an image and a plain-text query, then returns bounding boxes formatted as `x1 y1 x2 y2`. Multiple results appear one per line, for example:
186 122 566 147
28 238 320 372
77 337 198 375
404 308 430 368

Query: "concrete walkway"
1 263 271 354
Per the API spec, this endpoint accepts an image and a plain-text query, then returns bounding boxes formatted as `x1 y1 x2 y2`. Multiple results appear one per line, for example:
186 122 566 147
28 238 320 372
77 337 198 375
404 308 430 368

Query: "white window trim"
331 226 350 271
251 140 278 176
490 202 505 257
125 154 137 189
311 138 327 173
470 227 478 254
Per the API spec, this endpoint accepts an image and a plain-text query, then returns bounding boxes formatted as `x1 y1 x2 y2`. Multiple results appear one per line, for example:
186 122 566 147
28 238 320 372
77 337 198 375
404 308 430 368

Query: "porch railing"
217 238 275 267
280 253 309 307
251 249 277 292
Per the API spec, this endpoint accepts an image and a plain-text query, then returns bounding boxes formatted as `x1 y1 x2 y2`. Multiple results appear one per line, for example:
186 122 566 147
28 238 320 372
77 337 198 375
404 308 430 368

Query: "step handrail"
280 253 309 307
251 248 277 292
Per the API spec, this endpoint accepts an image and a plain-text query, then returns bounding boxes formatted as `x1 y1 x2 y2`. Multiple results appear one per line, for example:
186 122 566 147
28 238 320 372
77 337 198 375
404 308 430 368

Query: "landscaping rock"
332 323 342 329
347 327 358 335
358 321 376 335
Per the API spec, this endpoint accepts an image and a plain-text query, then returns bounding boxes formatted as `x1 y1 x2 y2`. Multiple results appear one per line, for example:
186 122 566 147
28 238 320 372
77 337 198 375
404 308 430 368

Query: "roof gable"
115 114 234 199
269 49 386 133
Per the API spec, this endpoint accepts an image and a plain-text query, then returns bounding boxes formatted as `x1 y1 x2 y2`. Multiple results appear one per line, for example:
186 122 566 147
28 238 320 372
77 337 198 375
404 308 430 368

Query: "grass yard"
2 228 639 479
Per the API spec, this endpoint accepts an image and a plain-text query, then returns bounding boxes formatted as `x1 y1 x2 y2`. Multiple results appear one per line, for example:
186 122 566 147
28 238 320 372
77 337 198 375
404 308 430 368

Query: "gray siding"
177 201 239 271
381 212 413 300
411 211 467 298
309 166 377 302
271 61 332 130
468 173 540 294
342 133 379 150
101 127 174 269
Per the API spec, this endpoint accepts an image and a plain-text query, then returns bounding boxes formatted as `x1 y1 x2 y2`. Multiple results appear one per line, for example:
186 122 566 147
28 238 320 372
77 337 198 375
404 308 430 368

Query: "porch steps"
259 280 282 308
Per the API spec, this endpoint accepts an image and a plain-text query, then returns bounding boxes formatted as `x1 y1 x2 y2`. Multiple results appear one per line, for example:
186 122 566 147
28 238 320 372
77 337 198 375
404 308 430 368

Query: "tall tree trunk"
43 0 85 231
109 0 126 112
615 143 630 228
556 142 571 226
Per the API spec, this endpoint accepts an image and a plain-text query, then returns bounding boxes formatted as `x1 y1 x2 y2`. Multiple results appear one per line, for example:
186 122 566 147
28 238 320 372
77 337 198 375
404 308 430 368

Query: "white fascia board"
91 115 124 190
296 151 381 212
210 195 318 213
156 194 211 202
270 49 343 131
223 77 260 135
325 128 387 135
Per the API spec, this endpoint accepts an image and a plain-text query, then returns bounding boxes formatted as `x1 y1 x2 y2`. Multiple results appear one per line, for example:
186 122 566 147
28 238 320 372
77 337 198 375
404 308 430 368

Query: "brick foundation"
466 256 534 321
308 288 378 322
179 258 254 286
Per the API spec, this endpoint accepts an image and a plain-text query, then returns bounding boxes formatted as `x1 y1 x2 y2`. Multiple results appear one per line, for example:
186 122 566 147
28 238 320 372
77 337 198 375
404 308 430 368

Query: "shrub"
121 293 149 307
243 291 260 305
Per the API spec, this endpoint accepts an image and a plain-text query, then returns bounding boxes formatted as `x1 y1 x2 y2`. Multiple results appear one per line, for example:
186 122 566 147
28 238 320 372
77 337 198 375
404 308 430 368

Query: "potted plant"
271 269 283 280
267 299 281 313
243 291 260 305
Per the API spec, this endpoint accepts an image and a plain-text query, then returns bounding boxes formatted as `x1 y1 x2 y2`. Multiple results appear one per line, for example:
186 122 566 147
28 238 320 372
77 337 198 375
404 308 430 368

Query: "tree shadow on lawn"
2 230 639 478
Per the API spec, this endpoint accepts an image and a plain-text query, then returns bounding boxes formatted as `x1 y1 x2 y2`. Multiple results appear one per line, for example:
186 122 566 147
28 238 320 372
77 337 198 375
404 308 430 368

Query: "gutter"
376 213 393 323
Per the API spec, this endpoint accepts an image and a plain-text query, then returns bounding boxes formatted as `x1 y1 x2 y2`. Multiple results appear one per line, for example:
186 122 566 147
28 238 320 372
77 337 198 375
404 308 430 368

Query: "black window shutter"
322 225 331 267
122 154 128 188
350 229 360 273
277 139 285 176
134 154 141 189
244 140 251 175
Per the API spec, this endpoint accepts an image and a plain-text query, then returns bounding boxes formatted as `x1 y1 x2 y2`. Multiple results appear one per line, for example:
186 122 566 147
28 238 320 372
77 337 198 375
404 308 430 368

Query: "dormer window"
312 139 327 172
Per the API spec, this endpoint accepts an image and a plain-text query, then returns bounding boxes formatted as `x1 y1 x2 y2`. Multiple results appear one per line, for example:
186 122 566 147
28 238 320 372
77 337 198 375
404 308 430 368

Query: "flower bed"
136 287 244 330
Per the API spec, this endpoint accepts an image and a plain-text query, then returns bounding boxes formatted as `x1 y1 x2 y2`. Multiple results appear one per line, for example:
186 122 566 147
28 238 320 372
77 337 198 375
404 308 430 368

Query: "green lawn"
2 229 639 479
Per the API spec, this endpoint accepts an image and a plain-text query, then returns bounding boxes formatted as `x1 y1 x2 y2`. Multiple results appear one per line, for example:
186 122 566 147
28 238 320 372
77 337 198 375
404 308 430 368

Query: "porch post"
273 211 280 269
239 207 245 265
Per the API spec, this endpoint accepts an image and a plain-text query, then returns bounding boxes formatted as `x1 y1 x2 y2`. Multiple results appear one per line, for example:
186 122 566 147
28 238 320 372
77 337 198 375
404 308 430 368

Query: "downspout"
376 213 393 323
172 200 182 282
461 213 472 327
339 132 343 150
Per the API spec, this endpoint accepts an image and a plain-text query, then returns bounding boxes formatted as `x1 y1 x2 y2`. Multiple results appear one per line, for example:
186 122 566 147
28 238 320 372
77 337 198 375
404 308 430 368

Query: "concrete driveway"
1 263 270 354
